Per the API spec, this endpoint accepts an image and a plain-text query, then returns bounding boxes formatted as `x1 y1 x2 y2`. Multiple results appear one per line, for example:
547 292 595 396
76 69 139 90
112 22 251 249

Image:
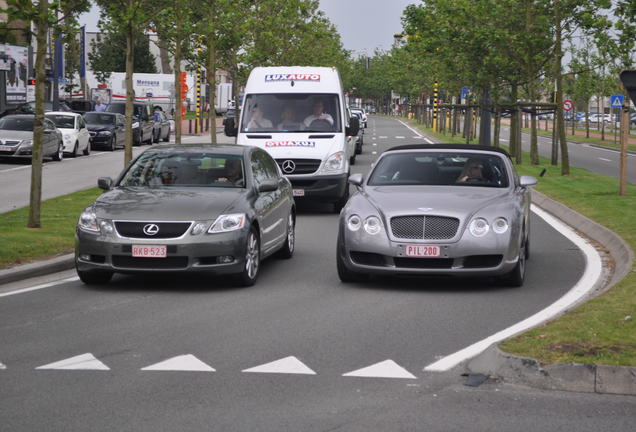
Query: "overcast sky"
79 0 417 55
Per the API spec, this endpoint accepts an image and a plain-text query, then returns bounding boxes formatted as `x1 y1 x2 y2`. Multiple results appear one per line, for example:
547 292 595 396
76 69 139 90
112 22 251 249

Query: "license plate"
0 145 14 151
293 189 305 197
132 245 167 258
404 245 441 257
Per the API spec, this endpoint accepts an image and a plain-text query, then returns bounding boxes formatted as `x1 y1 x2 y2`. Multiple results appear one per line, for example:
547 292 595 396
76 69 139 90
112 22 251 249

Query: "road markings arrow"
242 356 316 375
343 360 417 379
141 354 215 372
36 353 110 371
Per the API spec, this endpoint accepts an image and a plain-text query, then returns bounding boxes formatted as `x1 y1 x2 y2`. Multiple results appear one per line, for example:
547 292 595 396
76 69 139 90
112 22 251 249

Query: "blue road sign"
461 87 469 100
610 94 624 108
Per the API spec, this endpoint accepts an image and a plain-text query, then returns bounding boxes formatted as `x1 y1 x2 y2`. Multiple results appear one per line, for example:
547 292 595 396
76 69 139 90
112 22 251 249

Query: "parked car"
347 107 364 155
0 114 63 161
75 144 296 286
45 111 91 157
104 101 154 145
83 112 125 151
0 100 73 118
337 144 537 287
64 99 96 115
152 109 171 142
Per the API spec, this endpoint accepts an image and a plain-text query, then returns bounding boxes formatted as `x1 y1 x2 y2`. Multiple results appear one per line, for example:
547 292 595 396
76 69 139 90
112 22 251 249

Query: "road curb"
0 253 74 286
465 189 635 396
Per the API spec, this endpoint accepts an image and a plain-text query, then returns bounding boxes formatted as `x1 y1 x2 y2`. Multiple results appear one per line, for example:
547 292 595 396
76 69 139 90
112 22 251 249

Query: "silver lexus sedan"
337 144 537 286
75 144 296 286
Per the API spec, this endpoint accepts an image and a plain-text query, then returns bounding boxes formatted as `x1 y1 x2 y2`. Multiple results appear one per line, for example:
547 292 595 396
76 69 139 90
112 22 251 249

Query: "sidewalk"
177 116 223 135
501 118 636 145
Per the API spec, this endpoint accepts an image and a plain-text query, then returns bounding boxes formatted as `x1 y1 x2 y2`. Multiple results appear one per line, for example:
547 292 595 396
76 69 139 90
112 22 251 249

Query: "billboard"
0 44 28 103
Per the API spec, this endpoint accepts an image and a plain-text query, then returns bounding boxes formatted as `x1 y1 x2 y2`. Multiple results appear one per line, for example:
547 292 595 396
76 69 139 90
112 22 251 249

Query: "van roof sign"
265 73 321 82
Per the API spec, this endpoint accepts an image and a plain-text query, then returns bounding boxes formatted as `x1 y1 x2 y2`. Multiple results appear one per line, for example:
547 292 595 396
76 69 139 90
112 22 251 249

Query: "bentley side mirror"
224 117 238 137
98 177 113 190
519 176 537 187
348 173 363 187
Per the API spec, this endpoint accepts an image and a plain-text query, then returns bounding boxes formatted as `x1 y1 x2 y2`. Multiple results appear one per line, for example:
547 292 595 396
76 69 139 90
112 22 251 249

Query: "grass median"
406 119 636 367
0 188 102 268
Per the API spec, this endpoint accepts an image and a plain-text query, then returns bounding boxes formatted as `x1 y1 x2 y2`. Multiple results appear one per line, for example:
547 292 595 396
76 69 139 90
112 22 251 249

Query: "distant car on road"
83 112 125 151
351 107 368 128
0 114 63 161
45 111 91 157
337 144 537 287
75 144 296 286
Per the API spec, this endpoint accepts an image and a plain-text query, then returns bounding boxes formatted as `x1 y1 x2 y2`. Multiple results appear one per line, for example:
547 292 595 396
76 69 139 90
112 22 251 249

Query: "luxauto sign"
265 74 321 82
265 140 316 148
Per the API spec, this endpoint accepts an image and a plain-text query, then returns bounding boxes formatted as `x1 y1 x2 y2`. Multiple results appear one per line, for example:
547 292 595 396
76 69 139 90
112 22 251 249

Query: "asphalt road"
1 117 634 430
496 124 636 184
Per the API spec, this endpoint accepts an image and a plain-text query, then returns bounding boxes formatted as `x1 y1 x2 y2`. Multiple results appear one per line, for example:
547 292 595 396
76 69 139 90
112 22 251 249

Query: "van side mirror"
98 177 113 190
224 117 238 137
346 116 360 136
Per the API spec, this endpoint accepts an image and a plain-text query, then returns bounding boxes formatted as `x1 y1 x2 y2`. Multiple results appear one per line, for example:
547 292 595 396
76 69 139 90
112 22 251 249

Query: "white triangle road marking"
242 356 316 375
141 354 215 372
0 362 6 370
36 353 110 371
343 359 417 379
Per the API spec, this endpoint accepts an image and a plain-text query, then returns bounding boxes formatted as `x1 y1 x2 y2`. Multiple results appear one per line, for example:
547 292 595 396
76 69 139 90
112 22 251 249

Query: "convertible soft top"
386 144 511 158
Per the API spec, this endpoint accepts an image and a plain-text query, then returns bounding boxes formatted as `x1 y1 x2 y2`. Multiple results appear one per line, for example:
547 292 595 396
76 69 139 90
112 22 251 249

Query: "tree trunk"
510 84 519 159
27 0 49 228
585 100 590 138
531 109 539 164
124 10 135 166
174 18 182 145
494 106 501 148
206 21 217 145
554 0 569 175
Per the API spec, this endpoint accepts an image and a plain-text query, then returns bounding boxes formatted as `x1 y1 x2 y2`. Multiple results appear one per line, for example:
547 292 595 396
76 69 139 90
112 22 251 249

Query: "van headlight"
321 151 345 174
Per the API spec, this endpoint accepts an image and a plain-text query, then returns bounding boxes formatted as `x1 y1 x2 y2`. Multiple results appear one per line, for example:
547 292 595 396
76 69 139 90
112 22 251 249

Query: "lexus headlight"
78 209 99 232
321 151 345 174
363 216 383 235
191 222 208 235
492 217 509 234
469 218 489 237
97 130 112 136
208 213 246 233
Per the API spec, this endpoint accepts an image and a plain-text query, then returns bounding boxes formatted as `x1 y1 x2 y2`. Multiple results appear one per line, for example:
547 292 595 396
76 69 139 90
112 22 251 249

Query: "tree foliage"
88 30 158 82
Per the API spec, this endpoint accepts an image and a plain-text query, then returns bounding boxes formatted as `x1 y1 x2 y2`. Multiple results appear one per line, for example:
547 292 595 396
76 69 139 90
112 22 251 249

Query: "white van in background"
225 66 359 212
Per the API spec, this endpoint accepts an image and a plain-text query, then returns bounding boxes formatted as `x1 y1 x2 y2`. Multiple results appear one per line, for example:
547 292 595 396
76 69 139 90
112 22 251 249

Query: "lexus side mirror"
346 116 360 137
224 117 238 137
258 179 278 193
98 177 113 190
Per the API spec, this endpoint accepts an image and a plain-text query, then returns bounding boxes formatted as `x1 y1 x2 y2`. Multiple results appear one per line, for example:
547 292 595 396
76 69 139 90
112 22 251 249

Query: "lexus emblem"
143 223 160 236
281 160 296 174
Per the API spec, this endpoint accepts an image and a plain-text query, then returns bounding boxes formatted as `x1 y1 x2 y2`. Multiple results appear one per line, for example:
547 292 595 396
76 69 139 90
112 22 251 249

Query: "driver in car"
303 100 333 128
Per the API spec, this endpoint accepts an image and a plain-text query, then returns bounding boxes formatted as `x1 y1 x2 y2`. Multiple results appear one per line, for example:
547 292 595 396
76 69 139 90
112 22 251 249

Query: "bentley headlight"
492 217 509 234
363 216 382 235
208 213 246 233
469 217 489 237
321 151 345 174
347 214 361 231
78 209 99 232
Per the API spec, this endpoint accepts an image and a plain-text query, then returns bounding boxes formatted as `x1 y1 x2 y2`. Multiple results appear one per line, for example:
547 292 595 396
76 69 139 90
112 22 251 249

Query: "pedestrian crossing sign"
610 94 624 108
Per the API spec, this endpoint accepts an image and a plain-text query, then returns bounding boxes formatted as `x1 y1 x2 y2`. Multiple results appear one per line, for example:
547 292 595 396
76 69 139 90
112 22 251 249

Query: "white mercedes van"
225 66 359 212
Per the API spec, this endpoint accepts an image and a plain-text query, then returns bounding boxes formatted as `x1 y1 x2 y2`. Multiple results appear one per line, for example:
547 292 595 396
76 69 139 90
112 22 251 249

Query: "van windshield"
241 93 341 133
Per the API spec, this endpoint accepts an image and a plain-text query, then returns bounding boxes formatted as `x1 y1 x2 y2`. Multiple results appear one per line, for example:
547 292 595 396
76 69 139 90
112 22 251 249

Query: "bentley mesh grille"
390 216 459 240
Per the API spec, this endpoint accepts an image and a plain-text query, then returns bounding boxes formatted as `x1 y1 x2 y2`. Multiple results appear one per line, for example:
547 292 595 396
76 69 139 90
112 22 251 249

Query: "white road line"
379 136 388 139
372 143 377 146
372 151 377 155
424 205 602 372
396 120 435 144
598 157 612 162
141 354 215 372
0 165 29 173
395 136 405 139
242 356 316 375
343 360 416 379
0 276 79 298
